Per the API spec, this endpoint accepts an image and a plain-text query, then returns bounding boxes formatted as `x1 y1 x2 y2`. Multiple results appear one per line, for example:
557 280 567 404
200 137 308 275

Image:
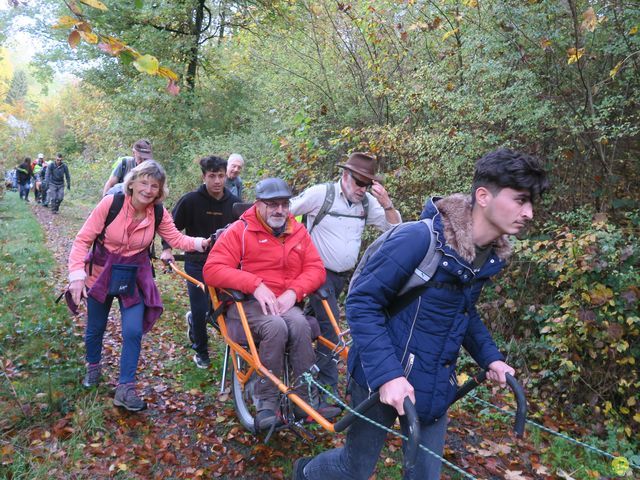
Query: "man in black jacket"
16 157 33 201
45 153 71 213
160 156 240 368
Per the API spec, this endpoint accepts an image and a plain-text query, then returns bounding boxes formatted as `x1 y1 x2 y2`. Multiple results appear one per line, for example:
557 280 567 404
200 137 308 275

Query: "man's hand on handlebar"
160 248 175 264
487 360 515 388
379 376 415 415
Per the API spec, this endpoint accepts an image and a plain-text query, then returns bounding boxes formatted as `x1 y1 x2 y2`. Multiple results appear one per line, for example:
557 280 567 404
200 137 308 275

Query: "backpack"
348 218 442 316
307 182 369 233
88 192 164 275
115 156 134 183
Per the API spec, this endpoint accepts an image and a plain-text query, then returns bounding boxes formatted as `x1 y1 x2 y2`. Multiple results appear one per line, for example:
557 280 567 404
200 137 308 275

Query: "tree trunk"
185 0 206 90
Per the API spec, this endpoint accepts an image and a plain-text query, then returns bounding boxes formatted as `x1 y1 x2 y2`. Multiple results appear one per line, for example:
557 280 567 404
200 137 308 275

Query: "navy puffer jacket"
346 194 512 424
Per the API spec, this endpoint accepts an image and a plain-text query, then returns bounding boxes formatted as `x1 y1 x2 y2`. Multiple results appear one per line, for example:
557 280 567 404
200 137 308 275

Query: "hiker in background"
292 148 549 480
289 152 401 406
16 157 33 201
225 153 244 200
40 156 50 207
45 153 71 214
67 160 211 412
102 139 153 196
160 155 240 369
33 154 45 204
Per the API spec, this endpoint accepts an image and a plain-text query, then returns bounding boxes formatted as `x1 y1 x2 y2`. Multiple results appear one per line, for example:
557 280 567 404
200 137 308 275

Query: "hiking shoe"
294 403 342 422
113 383 147 412
255 409 281 431
82 363 101 388
193 353 211 369
185 311 195 345
292 457 312 480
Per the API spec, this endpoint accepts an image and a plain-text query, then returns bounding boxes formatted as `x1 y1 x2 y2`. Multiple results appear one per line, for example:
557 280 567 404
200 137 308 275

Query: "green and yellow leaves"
56 2 180 93
79 0 108 11
133 54 159 75
566 47 584 65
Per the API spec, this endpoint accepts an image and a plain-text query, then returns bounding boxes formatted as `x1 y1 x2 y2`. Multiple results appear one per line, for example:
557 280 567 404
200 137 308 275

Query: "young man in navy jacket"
161 156 240 368
293 148 549 480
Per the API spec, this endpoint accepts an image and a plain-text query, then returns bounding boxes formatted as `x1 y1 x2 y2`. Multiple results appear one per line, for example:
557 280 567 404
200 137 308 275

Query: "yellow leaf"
540 38 552 49
68 30 81 49
611 457 630 475
457 372 469 384
463 0 478 7
629 26 638 35
609 61 623 78
633 413 640 422
567 47 585 65
53 16 78 29
133 54 159 75
117 463 128 471
442 28 459 41
157 66 178 81
79 0 108 11
581 7 597 32
80 31 98 44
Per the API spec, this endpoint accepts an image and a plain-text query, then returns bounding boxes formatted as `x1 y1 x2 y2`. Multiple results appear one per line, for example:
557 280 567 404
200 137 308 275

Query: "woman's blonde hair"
123 160 168 203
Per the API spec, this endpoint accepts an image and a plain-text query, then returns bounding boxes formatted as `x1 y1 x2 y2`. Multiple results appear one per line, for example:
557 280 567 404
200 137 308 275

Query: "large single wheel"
231 354 258 433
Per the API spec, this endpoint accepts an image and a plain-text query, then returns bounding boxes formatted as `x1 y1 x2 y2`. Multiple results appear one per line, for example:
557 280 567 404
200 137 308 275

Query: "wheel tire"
231 354 257 433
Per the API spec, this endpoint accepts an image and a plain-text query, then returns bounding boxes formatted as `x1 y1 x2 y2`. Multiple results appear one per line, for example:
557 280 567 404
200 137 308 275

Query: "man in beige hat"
289 152 401 406
102 139 153 196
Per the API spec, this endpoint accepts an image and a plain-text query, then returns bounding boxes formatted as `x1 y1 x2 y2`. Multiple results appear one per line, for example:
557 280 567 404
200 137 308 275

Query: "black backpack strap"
89 193 125 276
116 157 128 183
309 182 335 233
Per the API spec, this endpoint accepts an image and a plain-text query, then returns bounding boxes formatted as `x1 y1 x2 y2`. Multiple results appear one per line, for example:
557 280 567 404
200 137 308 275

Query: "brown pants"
227 299 315 412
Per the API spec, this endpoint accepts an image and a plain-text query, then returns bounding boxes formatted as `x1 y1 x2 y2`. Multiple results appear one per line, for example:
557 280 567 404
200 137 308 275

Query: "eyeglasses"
261 199 290 209
348 170 372 189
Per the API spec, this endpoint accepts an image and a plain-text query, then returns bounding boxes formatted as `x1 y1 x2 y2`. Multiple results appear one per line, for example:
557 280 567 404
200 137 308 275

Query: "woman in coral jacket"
68 160 211 411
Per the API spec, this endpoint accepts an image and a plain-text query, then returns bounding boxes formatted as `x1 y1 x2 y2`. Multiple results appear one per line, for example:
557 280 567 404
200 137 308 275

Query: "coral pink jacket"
68 194 204 287
203 205 325 301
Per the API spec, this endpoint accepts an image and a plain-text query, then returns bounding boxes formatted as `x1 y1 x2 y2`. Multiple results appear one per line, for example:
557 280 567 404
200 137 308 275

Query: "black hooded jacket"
162 185 240 262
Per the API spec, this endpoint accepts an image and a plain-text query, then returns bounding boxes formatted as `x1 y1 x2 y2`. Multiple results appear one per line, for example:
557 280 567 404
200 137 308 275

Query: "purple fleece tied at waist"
86 242 163 334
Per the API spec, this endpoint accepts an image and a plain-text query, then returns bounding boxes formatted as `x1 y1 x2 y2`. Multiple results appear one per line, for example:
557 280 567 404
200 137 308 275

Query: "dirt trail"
30 202 298 479
28 202 549 480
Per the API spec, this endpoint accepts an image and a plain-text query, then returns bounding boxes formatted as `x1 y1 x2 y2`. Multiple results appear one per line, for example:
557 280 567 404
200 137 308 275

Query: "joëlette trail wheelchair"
165 203 527 474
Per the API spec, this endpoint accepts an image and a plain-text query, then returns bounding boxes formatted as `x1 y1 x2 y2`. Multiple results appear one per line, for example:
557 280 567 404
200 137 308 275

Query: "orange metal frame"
168 261 350 432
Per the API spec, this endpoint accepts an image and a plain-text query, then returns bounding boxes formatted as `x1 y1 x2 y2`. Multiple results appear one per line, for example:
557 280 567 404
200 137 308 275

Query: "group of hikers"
13 153 71 214
64 138 548 479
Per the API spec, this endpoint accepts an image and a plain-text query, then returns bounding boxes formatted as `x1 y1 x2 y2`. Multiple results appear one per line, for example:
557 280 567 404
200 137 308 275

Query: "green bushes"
486 210 639 437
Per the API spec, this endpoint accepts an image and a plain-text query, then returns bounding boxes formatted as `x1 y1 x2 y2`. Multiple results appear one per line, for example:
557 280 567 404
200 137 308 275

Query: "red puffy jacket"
203 205 326 301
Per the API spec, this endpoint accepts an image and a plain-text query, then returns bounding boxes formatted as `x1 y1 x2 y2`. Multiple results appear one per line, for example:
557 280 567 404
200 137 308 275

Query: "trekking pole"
333 392 420 478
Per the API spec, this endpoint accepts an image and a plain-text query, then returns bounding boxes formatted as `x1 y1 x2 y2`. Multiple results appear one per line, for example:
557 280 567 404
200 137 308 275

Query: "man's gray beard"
267 216 286 228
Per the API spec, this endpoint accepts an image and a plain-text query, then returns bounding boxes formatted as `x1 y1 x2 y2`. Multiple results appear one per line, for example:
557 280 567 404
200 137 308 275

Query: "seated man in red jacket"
203 178 340 430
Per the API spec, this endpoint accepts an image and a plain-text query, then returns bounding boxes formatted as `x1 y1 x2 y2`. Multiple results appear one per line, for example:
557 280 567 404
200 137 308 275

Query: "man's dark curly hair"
471 148 549 203
199 155 227 174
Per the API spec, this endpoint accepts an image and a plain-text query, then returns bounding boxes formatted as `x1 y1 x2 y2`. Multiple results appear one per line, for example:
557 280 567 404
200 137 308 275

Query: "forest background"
0 0 638 477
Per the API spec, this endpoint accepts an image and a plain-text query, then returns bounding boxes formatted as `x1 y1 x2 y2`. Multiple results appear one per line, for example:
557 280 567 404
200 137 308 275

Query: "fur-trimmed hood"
430 193 512 264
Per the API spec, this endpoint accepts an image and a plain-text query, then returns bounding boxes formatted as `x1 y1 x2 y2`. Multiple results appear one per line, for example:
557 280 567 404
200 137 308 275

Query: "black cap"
255 178 292 200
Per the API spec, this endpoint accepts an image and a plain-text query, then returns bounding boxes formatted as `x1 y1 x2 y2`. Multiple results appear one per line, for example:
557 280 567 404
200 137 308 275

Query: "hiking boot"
82 363 101 388
292 457 312 480
113 383 147 412
293 402 342 422
193 352 211 369
254 409 281 431
185 311 195 345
